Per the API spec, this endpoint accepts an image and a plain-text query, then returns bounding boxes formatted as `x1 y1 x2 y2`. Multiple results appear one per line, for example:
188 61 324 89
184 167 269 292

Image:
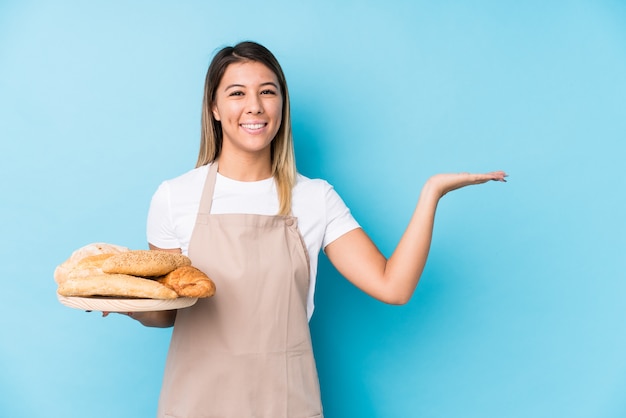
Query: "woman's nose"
246 94 263 114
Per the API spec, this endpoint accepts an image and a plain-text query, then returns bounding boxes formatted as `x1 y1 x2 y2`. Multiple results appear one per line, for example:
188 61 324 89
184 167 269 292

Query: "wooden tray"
57 293 198 312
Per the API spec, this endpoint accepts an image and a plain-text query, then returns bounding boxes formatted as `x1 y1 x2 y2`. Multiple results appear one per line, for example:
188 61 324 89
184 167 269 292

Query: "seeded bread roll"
58 274 178 299
157 266 216 298
102 250 192 277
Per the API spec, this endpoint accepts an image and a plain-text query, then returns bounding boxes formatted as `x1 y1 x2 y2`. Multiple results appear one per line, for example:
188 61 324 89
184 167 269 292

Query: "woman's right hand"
101 310 177 328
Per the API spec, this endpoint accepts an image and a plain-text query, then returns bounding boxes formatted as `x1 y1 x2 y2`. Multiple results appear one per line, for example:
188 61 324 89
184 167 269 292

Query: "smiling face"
211 61 283 161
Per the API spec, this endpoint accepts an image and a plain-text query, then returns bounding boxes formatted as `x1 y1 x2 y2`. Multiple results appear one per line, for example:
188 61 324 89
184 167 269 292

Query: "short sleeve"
321 183 360 249
146 181 181 250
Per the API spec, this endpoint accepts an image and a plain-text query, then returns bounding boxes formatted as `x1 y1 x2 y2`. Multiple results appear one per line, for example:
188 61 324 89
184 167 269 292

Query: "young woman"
131 41 506 417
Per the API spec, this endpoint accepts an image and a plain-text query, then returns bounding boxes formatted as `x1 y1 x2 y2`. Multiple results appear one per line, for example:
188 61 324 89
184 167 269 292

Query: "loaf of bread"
102 250 192 277
66 253 115 280
58 273 178 299
55 243 214 300
54 243 129 284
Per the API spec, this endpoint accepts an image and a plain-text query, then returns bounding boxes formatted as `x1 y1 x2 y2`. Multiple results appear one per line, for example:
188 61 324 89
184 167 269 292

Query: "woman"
132 41 506 417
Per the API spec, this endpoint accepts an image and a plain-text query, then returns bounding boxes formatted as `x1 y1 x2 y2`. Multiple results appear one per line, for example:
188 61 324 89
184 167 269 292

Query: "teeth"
241 123 264 129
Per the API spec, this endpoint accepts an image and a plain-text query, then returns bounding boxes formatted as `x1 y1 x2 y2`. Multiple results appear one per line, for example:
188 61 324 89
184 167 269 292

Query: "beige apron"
157 162 323 418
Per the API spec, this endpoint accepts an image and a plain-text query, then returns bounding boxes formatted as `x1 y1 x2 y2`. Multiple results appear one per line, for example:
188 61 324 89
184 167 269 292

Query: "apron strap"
198 162 219 215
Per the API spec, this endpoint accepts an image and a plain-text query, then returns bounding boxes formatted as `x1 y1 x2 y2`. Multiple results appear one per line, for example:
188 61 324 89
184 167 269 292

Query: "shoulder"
294 173 334 195
292 173 349 215
164 164 209 189
293 173 338 208
292 173 360 249
155 164 208 195
150 164 209 208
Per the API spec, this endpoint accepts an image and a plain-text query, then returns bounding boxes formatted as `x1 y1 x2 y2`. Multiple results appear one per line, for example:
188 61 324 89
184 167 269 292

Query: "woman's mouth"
240 123 266 131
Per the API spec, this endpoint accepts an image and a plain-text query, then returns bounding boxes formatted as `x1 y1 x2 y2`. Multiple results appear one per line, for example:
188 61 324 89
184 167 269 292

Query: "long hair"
197 41 296 216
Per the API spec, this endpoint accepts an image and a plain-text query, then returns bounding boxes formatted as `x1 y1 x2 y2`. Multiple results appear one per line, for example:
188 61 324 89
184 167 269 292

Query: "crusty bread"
75 253 115 268
55 243 129 284
58 273 178 299
101 250 192 277
54 244 213 301
157 266 216 298
67 253 115 280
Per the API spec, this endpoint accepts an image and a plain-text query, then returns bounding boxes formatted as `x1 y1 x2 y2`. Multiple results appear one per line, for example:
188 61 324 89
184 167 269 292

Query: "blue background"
1 1 625 417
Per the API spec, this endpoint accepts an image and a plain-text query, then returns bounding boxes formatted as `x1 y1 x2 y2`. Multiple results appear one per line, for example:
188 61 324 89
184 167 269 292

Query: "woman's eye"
261 89 276 95
228 91 244 96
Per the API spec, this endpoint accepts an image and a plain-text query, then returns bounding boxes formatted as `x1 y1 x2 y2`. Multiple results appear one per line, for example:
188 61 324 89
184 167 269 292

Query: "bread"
102 250 192 277
55 243 213 300
58 274 178 299
55 243 129 284
157 266 216 298
65 253 114 279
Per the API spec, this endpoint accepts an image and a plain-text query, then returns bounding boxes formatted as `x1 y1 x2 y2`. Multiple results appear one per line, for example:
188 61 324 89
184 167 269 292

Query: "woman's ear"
212 104 221 121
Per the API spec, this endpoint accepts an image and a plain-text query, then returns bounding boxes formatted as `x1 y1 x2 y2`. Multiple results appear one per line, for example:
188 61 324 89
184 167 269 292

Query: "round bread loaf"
101 250 192 277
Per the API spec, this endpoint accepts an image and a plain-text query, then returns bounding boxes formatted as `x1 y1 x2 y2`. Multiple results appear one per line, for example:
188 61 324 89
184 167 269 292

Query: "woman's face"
212 61 283 160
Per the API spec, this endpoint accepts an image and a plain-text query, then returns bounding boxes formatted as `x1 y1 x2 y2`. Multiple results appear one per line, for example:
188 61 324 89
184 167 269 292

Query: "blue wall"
1 1 625 417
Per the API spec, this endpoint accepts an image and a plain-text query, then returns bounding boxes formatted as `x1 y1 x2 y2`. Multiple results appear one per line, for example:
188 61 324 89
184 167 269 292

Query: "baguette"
58 273 178 299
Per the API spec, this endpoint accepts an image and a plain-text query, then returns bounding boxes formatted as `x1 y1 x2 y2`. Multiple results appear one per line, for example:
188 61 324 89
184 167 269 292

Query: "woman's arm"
324 171 507 305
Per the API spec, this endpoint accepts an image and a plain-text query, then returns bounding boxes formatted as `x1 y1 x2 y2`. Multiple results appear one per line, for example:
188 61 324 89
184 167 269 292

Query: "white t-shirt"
146 163 360 319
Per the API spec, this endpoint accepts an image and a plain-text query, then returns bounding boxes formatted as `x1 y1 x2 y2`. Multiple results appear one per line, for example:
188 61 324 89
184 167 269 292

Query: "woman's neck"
216 151 272 182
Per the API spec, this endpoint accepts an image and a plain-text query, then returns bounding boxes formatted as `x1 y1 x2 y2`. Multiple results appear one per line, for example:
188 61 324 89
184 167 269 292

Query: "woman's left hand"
426 171 508 198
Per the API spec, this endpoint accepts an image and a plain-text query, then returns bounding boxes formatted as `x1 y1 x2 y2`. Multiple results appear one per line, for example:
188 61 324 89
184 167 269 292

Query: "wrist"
422 177 446 200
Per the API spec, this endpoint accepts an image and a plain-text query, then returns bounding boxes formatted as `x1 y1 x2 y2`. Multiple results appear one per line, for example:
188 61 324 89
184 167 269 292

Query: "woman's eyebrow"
224 81 279 90
260 82 279 89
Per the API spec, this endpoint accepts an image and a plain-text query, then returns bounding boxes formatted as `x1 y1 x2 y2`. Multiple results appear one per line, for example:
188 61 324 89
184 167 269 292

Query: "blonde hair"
197 41 296 216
